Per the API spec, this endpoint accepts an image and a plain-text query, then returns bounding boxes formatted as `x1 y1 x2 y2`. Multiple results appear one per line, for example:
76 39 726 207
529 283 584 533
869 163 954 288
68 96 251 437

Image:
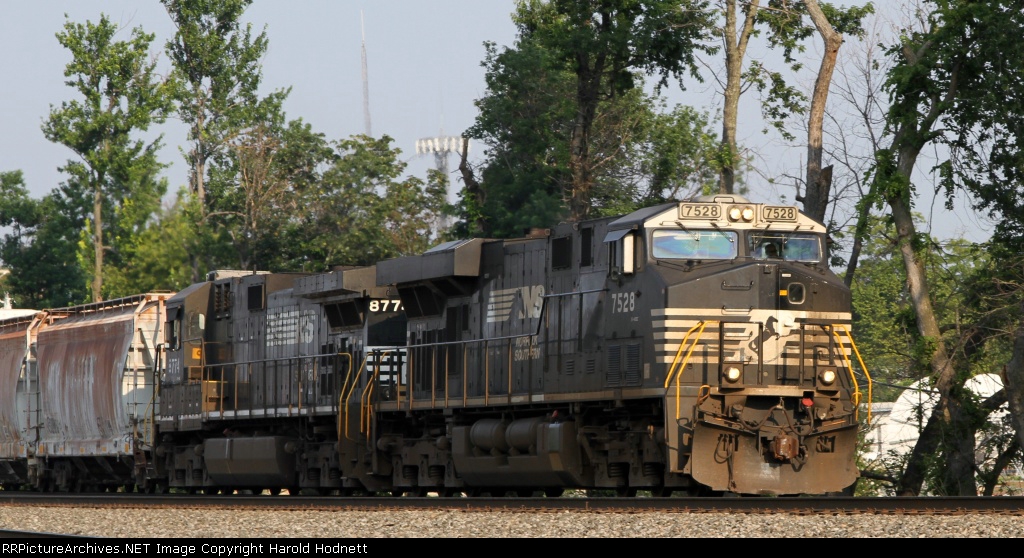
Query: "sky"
0 1 519 205
0 1 994 244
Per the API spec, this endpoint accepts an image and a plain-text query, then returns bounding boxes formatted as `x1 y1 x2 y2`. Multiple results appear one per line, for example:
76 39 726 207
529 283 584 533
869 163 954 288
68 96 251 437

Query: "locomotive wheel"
267 487 282 496
543 488 565 498
616 487 638 497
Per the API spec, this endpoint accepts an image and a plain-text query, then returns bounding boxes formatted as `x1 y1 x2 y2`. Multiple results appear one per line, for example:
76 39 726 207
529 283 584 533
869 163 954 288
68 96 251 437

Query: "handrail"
337 352 364 443
360 351 392 435
664 321 709 388
828 326 861 420
832 325 873 424
664 320 711 421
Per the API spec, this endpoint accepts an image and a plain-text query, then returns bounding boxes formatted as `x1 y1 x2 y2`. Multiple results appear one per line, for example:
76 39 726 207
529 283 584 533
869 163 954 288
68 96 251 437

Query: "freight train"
0 194 871 497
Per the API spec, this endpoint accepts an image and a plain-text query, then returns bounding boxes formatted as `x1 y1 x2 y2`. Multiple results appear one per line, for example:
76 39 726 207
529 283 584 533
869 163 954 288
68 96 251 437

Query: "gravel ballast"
2 506 1023 538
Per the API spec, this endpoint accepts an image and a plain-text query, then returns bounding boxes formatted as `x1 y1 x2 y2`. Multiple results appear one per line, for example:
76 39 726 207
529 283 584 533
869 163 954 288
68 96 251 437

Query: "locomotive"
0 194 870 496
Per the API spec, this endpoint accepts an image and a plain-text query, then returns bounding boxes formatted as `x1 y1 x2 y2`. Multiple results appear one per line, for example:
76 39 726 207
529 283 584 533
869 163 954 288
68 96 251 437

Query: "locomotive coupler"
770 432 800 461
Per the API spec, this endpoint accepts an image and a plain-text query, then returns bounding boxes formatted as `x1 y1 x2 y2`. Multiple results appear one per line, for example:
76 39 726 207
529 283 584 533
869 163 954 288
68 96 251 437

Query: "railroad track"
0 528 92 538
2 493 1024 515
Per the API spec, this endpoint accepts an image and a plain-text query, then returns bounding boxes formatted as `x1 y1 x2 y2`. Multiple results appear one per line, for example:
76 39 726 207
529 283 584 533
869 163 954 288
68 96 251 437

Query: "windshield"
748 232 822 262
652 230 737 260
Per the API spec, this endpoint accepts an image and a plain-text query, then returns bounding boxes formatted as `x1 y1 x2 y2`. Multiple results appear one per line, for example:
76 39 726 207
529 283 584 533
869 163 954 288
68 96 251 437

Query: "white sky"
0 1 993 244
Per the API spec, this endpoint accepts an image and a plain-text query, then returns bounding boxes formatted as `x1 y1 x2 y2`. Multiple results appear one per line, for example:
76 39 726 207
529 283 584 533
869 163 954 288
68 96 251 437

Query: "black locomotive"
0 194 870 496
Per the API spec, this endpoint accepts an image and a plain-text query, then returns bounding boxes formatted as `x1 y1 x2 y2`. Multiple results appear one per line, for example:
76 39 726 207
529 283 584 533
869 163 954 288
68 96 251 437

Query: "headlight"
724 366 742 383
726 206 755 222
819 369 836 385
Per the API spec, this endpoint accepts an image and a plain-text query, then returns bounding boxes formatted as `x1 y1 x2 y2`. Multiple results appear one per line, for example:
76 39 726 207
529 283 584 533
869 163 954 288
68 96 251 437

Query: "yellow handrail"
360 351 392 435
831 325 873 424
664 321 710 421
663 321 709 389
337 352 364 443
362 381 376 436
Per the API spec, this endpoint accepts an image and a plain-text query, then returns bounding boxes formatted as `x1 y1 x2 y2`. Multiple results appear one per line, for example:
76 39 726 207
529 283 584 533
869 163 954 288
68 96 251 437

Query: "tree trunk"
718 0 758 195
457 137 486 236
1004 303 1024 472
802 0 842 223
887 171 972 495
92 184 104 303
568 49 603 222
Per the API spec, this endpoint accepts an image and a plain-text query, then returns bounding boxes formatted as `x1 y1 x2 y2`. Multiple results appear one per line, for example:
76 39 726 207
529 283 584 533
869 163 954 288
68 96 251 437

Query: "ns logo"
486 285 545 323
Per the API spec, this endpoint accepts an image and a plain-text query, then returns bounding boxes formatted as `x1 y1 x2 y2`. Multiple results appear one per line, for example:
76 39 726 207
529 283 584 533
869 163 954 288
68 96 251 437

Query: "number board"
369 299 404 312
678 203 721 219
761 206 798 222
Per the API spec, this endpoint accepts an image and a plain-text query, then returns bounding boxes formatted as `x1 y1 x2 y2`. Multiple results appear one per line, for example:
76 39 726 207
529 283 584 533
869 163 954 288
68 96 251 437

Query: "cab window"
748 233 821 262
652 230 737 260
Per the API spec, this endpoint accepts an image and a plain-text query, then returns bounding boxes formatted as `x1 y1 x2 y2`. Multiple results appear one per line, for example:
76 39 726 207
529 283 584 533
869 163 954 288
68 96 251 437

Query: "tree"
0 171 88 308
460 39 574 238
506 0 714 222
866 0 1024 495
102 194 199 295
706 0 871 211
461 6 719 238
163 0 289 280
41 14 173 302
293 135 446 269
162 0 287 210
824 11 892 284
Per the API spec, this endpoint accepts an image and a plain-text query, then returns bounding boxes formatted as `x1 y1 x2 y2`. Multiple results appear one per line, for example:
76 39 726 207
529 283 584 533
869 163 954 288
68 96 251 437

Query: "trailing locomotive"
0 194 871 496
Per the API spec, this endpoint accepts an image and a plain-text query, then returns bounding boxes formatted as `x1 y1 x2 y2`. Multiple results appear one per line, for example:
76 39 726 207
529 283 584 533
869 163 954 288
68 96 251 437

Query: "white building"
861 374 1012 492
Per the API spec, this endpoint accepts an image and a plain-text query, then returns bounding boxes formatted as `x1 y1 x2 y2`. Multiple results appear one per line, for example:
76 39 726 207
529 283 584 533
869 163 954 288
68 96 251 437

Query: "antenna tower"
361 11 372 137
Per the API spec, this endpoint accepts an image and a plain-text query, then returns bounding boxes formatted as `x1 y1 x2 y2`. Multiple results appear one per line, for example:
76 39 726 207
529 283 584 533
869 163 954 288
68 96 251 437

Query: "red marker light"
801 397 814 408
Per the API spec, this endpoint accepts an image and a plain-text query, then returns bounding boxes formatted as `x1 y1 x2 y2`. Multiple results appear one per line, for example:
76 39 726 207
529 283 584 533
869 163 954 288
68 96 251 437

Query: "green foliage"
102 192 198 294
848 216 1005 401
879 0 1024 235
0 171 88 308
41 14 173 301
163 0 293 279
163 0 289 203
463 1 719 236
477 0 716 224
290 135 446 269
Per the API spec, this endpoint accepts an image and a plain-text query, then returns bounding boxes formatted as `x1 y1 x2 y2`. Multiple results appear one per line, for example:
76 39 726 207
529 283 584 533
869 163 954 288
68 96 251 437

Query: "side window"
622 233 635 274
187 311 206 339
165 319 180 350
580 227 594 267
604 229 637 276
247 284 266 311
552 236 573 270
783 237 821 262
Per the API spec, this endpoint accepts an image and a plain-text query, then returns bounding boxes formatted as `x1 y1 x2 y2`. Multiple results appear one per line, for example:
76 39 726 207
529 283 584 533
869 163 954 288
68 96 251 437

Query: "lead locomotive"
0 195 869 496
